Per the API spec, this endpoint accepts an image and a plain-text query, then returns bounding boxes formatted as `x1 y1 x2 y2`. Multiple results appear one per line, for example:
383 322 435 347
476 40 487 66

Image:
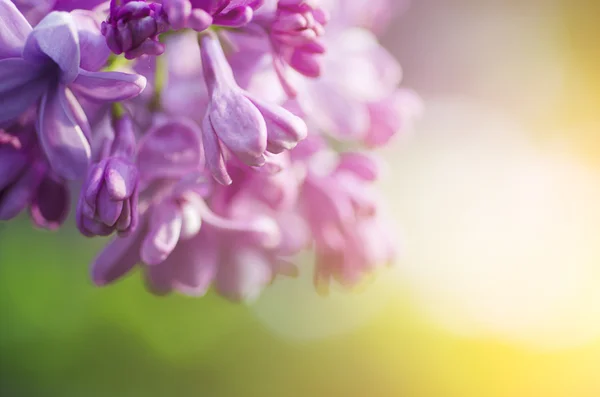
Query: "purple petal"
188 8 213 31
192 0 259 14
97 187 123 227
336 152 379 181
201 115 232 185
71 9 110 71
126 186 139 235
327 29 401 102
143 262 173 296
161 0 193 30
0 58 47 124
64 87 92 141
29 172 70 230
37 86 91 180
0 161 44 220
215 245 272 302
246 93 307 153
0 0 32 59
83 160 106 208
115 198 132 233
178 194 203 239
0 138 29 191
53 0 107 11
137 118 203 184
90 224 144 286
212 6 253 27
162 31 208 118
140 200 183 265
207 91 267 166
365 89 423 148
199 33 267 166
170 230 217 296
105 158 137 200
70 69 147 102
23 11 80 84
0 58 42 93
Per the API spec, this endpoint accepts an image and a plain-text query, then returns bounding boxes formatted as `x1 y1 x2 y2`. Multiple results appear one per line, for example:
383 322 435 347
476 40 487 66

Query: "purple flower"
364 88 423 148
90 121 304 300
89 173 281 293
0 124 70 229
0 2 146 181
199 31 307 185
101 0 169 59
162 0 263 31
296 141 394 292
77 115 140 237
295 27 402 141
266 0 328 96
0 0 414 300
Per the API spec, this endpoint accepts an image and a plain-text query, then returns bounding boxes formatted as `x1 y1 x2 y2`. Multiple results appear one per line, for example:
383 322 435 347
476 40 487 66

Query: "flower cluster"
0 0 420 301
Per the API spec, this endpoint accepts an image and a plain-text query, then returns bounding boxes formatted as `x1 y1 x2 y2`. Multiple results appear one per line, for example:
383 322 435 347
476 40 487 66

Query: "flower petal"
90 223 144 286
170 229 218 297
71 9 110 72
143 262 173 296
216 245 272 302
140 200 183 265
0 161 44 220
137 118 203 184
37 86 91 180
0 0 32 59
97 187 123 227
201 114 232 185
23 11 80 84
0 58 47 124
336 152 380 181
29 172 70 230
207 90 267 166
0 144 28 191
70 69 147 102
105 158 138 200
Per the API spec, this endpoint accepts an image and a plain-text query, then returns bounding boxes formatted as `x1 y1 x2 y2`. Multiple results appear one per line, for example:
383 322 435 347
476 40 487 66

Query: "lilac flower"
0 0 416 300
101 0 169 59
199 31 306 185
0 124 70 229
295 140 395 291
77 115 140 237
90 119 304 300
162 0 264 31
365 88 423 148
0 2 146 180
295 27 402 141
266 0 329 96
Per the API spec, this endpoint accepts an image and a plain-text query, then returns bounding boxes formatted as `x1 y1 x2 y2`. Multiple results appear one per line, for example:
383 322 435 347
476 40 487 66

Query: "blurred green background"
4 1 600 397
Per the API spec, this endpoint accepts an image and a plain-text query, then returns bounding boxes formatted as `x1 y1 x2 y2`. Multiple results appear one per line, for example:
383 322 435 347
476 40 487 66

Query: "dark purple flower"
0 125 69 229
101 0 169 59
77 116 139 237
